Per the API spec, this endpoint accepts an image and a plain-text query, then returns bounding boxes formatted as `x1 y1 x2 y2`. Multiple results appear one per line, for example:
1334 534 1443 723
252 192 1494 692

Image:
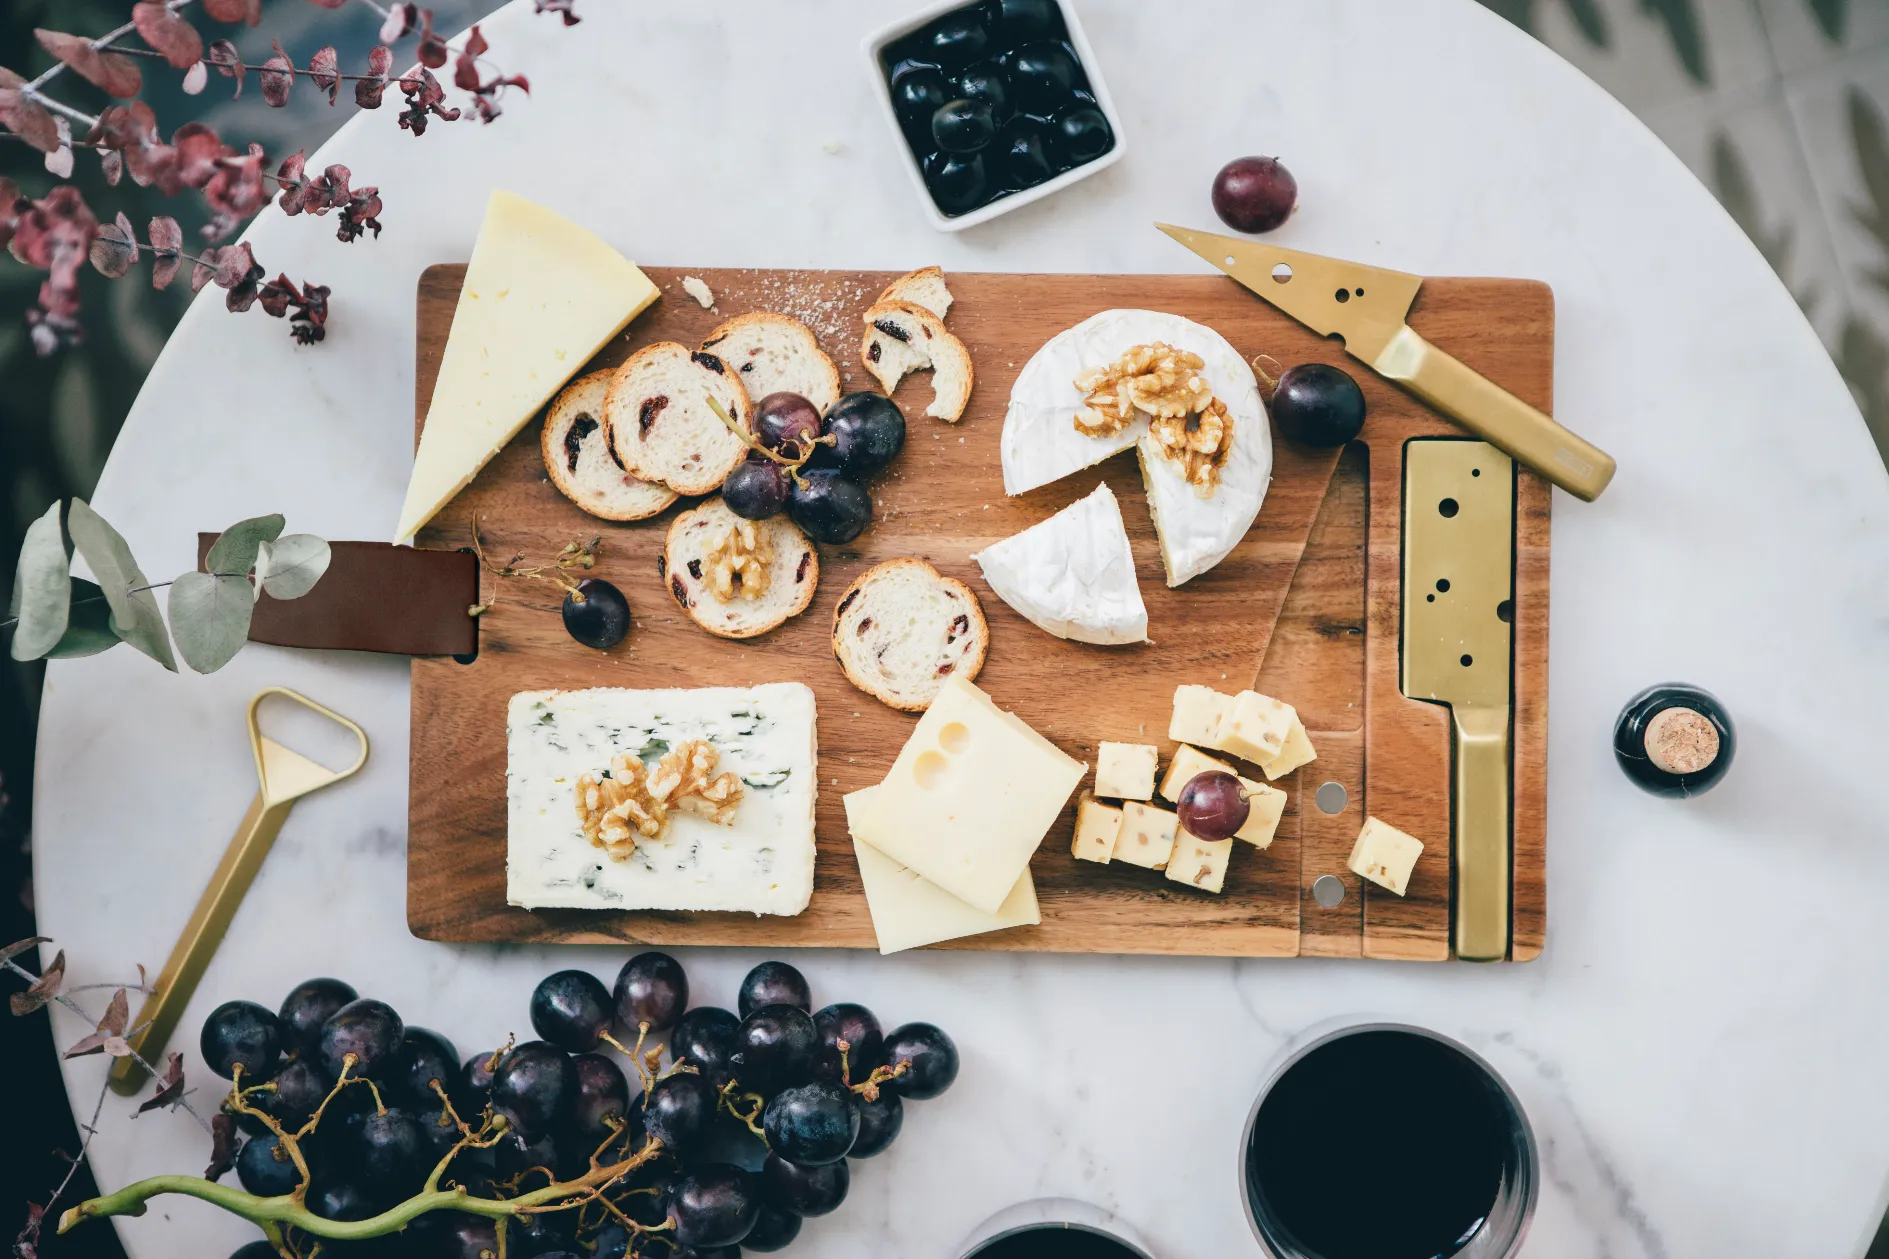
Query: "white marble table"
33 1 1889 1256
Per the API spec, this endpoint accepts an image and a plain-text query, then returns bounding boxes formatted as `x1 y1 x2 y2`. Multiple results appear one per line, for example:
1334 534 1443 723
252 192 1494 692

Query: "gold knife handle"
1452 705 1512 962
109 792 295 1094
1373 326 1616 501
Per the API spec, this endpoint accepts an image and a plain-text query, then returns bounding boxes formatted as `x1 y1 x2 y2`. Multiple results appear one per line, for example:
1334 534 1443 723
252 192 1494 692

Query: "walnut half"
702 521 773 603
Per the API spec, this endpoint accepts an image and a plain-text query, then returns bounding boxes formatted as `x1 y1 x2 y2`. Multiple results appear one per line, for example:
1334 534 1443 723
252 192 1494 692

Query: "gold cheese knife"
1403 441 1514 962
1155 223 1615 501
110 688 368 1093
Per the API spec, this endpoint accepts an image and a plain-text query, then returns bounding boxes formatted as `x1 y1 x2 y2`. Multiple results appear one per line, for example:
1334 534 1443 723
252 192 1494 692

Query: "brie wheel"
972 482 1149 646
1002 309 1272 586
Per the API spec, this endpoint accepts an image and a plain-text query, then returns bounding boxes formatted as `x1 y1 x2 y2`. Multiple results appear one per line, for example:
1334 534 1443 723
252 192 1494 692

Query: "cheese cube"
1159 744 1236 802
1094 742 1158 800
1072 793 1122 864
1217 691 1296 766
1347 816 1424 896
1113 800 1178 870
854 676 1086 914
1236 778 1287 849
1169 685 1234 747
1257 716 1318 781
843 786 1039 954
1165 832 1233 893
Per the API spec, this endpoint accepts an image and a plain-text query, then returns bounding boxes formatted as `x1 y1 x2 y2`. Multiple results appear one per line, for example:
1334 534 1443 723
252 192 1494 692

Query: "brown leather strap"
196 536 479 657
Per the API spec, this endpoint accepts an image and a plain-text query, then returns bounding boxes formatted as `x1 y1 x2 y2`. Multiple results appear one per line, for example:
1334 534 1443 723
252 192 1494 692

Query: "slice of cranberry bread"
831 558 988 711
700 312 841 413
661 497 819 640
541 370 679 522
858 300 974 423
603 342 750 496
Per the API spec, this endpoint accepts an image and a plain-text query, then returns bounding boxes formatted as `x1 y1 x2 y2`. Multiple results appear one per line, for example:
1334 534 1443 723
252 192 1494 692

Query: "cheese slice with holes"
844 786 1038 953
395 190 660 540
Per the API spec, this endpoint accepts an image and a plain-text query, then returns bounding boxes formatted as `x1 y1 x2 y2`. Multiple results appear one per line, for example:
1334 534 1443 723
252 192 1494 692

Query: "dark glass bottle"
1613 683 1734 797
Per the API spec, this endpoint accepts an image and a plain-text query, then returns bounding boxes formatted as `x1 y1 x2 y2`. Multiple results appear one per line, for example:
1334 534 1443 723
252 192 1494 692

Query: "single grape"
277 978 356 1056
883 1022 959 1099
812 1002 884 1084
732 1004 818 1095
742 1200 803 1252
849 1087 904 1158
317 999 404 1083
923 151 990 216
760 1151 849 1217
530 969 616 1053
309 1180 375 1223
613 951 688 1032
669 1163 760 1248
236 1131 302 1197
490 1040 577 1138
644 1072 716 1158
620 1167 678 1226
508 1206 574 1257
786 469 872 545
669 1006 742 1087
755 392 822 460
359 1108 430 1198
997 0 1060 38
393 1027 459 1108
821 393 906 479
1212 155 1297 234
1176 770 1251 841
1009 41 1077 112
435 1214 499 1259
562 578 630 651
891 65 948 120
933 98 996 153
1271 362 1367 447
461 1049 504 1108
440 1143 498 1198
201 1001 282 1082
1055 106 1113 164
267 1058 330 1126
413 1100 462 1162
695 1107 770 1170
591 1224 631 1259
926 10 990 66
566 1052 631 1140
721 456 793 520
737 961 811 1017
493 1125 563 1179
762 1080 859 1166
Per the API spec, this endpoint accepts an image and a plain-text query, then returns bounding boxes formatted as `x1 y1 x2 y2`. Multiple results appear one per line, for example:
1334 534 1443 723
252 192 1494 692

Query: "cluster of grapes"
720 391 906 545
201 953 956 1258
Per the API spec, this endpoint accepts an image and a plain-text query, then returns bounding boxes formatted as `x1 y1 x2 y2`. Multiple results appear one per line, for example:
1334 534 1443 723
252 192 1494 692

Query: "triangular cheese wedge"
395 190 660 540
972 481 1148 645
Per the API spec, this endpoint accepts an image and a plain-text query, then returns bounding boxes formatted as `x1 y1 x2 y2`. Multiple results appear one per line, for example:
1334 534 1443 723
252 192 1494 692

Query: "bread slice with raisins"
603 342 751 496
540 371 679 522
700 313 841 413
859 301 974 424
831 558 987 711
877 266 953 321
661 497 819 640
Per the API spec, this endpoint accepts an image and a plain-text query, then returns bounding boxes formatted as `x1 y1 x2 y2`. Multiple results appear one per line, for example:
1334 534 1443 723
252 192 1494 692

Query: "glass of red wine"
959 1199 1156 1259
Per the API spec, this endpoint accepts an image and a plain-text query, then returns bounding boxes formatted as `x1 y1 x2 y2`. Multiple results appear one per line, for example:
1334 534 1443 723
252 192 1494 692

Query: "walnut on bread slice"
603 342 750 496
859 300 974 424
661 497 819 640
831 558 988 711
541 370 679 522
701 312 841 413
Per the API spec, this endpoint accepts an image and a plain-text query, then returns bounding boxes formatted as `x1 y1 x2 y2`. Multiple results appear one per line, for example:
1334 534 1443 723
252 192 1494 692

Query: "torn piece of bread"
859 300 974 423
877 266 952 321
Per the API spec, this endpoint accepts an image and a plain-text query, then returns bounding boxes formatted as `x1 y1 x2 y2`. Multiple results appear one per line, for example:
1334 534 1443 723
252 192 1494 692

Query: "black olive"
1054 105 1112 165
1009 40 1078 113
925 12 991 68
923 151 990 215
932 98 997 154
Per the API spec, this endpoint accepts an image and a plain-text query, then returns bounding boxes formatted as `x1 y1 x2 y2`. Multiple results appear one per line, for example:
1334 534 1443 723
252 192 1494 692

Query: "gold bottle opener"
1401 442 1514 962
110 688 368 1093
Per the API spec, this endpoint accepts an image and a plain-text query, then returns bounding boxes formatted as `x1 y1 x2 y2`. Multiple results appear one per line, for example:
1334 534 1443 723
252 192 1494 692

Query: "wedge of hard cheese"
844 785 1038 953
395 190 660 540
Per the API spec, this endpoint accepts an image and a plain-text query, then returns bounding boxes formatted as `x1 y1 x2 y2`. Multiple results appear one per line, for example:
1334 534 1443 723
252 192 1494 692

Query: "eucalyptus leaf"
46 579 121 659
167 571 255 674
9 501 70 661
205 514 284 579
65 498 175 672
257 534 330 600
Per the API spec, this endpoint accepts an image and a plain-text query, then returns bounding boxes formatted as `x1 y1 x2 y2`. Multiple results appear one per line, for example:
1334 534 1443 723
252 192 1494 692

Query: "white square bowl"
862 0 1127 232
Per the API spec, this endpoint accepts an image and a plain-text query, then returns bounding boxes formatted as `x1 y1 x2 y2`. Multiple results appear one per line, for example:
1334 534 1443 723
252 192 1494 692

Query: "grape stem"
469 519 601 610
702 393 830 488
1249 354 1282 397
716 1078 767 1139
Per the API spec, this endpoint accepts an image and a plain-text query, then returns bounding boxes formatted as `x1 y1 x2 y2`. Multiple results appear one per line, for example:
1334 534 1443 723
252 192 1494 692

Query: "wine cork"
1645 707 1719 775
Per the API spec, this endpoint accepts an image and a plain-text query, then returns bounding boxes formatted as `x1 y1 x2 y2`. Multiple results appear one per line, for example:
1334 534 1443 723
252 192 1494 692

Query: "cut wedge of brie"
971 482 1148 645
1002 309 1272 587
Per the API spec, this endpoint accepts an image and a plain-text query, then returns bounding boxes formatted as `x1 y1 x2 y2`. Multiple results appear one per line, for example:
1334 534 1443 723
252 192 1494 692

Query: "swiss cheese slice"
395 190 660 540
844 786 1039 953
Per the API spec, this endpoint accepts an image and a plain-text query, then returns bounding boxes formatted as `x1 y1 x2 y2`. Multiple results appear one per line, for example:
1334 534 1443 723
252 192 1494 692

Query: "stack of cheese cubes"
843 676 1087 954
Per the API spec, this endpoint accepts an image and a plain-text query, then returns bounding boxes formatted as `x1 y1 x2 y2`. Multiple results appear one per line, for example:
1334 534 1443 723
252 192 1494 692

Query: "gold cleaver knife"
1155 224 1615 501
1403 441 1515 961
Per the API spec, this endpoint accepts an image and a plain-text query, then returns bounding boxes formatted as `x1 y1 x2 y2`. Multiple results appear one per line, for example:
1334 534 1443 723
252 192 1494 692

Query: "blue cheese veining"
506 683 817 915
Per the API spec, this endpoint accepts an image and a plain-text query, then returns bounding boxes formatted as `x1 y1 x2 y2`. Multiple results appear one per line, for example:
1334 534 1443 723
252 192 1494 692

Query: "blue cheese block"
506 683 817 915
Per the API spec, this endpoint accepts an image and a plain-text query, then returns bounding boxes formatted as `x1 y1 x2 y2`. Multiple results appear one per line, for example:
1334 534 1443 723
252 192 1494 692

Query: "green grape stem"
703 393 830 487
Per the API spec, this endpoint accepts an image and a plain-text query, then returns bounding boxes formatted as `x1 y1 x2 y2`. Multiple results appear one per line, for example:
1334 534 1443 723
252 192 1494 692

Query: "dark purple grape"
786 469 872 545
592 1224 631 1259
236 1131 302 1197
998 0 1060 38
530 969 615 1053
732 1004 818 1094
1176 770 1251 841
441 1142 498 1197
566 1052 631 1140
393 1027 459 1107
614 952 688 1032
821 392 906 478
493 1125 563 1179
737 961 811 1017
1009 41 1077 112
509 1207 574 1257
755 392 821 460
923 150 990 215
1055 106 1112 164
490 1040 576 1138
850 1087 904 1158
669 1163 760 1248
277 978 356 1056
957 61 1010 119
925 10 990 66
317 999 404 1082
268 1058 330 1125
562 578 630 651
669 1006 742 1087
621 1167 678 1226
761 1080 858 1166
644 1072 716 1157
883 1022 959 1099
812 1003 884 1084
436 1215 499 1259
413 1101 461 1162
310 1180 375 1223
1271 362 1367 447
461 1049 504 1108
892 65 949 120
1212 155 1297 234
933 98 996 153
998 116 1055 187
201 1001 282 1082
760 1151 849 1217
723 456 793 520
359 1108 430 1197
743 1200 802 1252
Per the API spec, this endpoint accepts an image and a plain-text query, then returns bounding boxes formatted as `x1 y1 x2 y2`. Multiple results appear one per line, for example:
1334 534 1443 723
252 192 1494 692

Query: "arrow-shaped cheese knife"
1156 224 1616 501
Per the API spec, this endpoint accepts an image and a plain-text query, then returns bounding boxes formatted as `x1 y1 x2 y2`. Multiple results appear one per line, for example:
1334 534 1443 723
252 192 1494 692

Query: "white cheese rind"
844 786 1038 953
971 482 1148 646
505 684 816 915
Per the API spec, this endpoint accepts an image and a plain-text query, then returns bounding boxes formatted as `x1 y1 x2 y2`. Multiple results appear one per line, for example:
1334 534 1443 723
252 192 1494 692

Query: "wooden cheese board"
407 263 1551 961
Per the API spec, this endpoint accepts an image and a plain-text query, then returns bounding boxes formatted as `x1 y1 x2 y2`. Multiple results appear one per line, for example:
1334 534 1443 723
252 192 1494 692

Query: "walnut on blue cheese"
506 684 816 915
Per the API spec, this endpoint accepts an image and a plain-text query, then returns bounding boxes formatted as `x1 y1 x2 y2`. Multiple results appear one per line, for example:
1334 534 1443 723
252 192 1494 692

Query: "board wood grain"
407 265 1550 959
